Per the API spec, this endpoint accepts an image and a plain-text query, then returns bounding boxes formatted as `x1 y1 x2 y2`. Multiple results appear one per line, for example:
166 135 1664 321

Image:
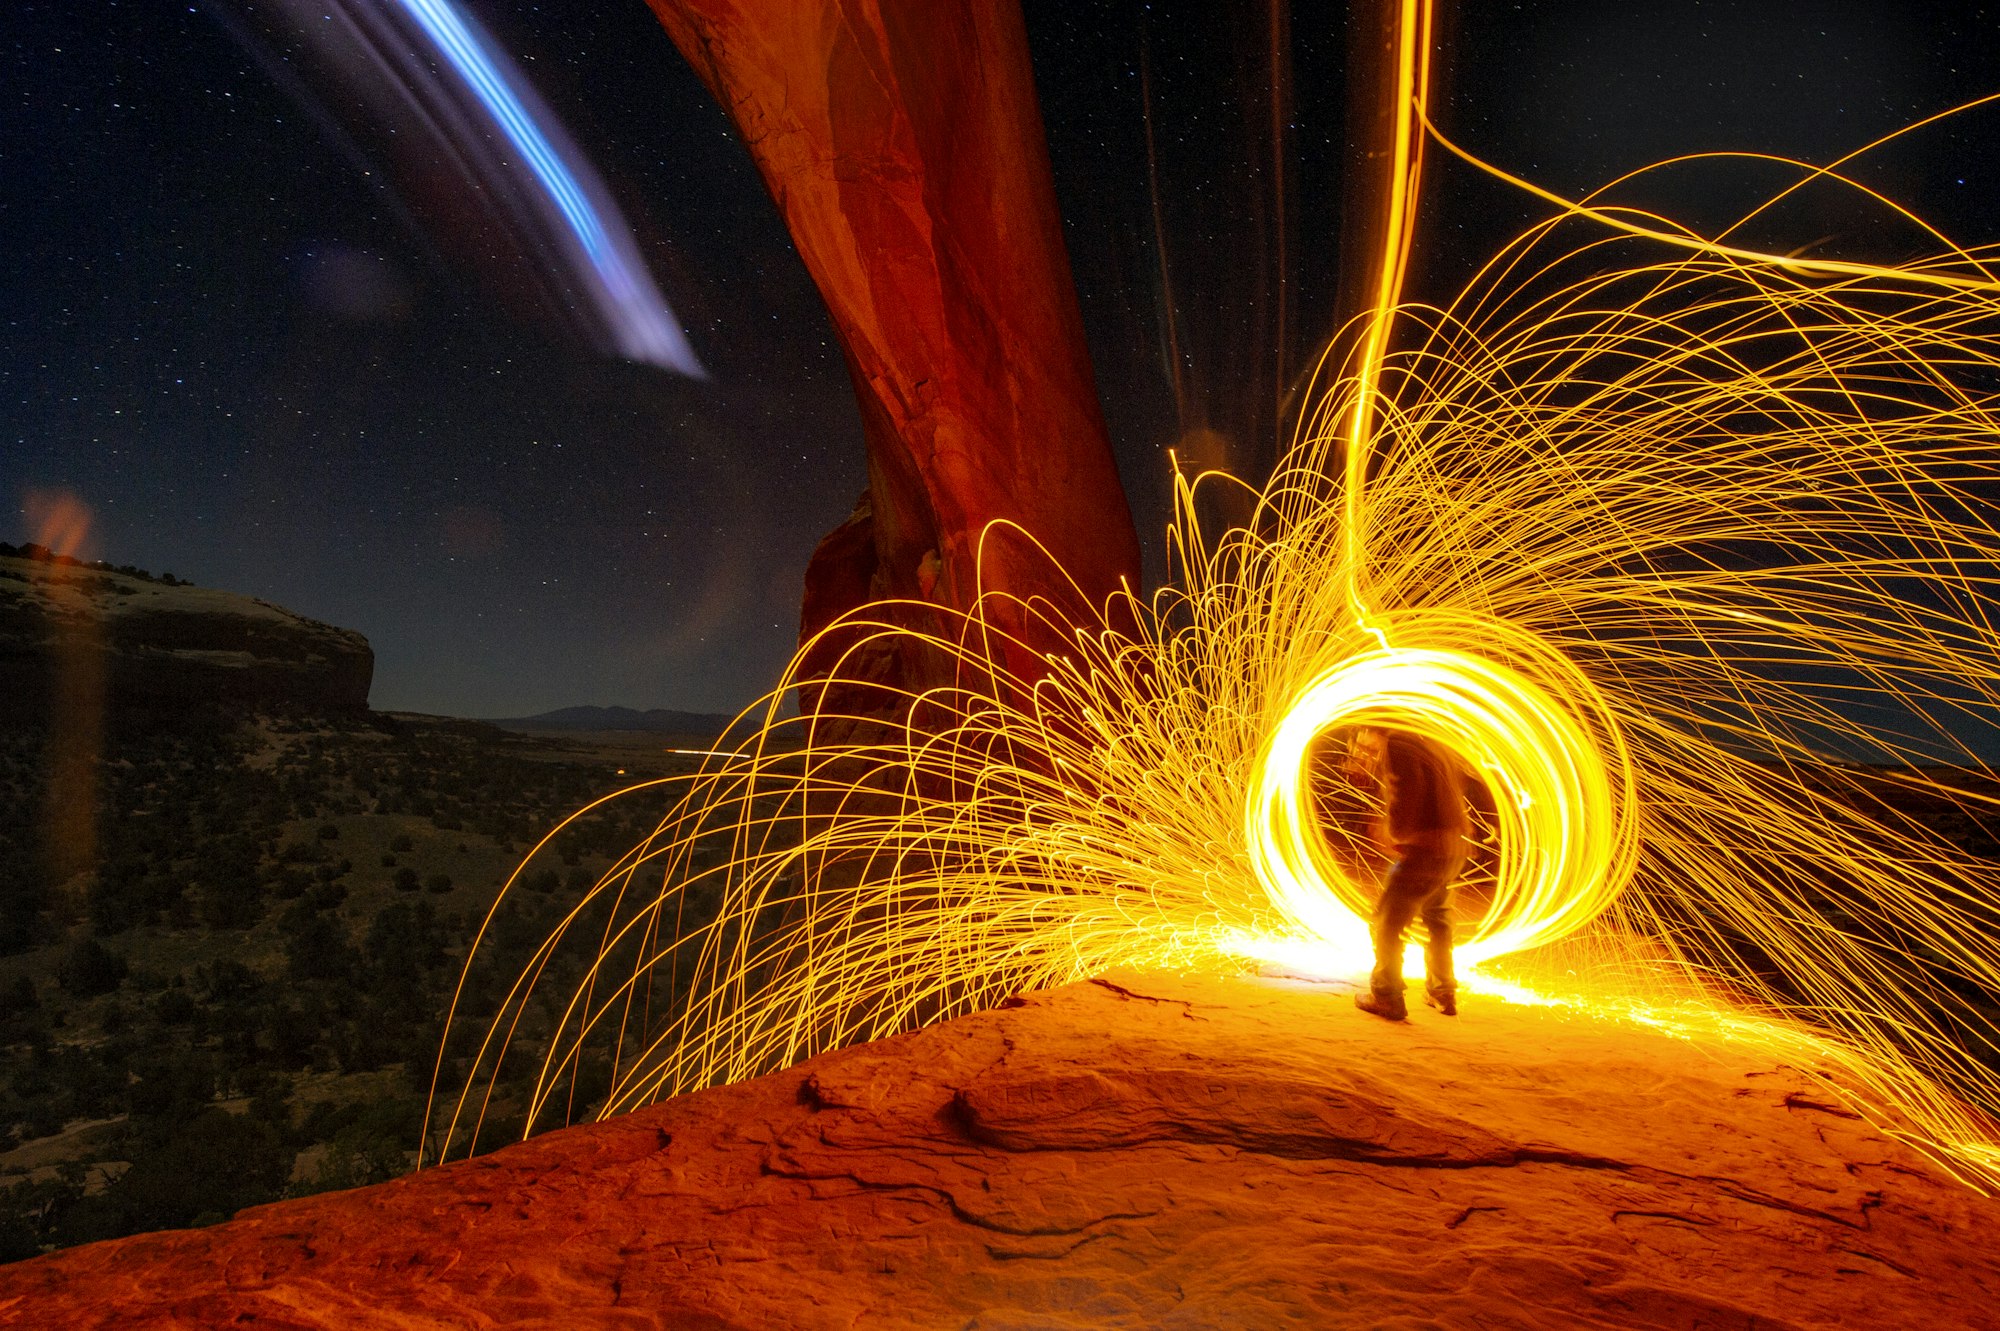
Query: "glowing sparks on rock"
433 2 2000 1193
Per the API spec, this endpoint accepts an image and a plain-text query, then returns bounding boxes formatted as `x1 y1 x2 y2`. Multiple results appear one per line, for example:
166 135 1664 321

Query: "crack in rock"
953 1065 1584 1169
1088 977 1207 1018
760 1158 1160 1239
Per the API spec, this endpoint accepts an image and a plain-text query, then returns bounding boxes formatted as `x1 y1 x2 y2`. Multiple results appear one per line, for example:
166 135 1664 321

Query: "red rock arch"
646 0 1143 709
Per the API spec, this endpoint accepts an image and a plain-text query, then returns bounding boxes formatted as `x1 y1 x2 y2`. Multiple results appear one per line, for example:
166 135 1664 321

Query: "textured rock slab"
5 969 1998 1329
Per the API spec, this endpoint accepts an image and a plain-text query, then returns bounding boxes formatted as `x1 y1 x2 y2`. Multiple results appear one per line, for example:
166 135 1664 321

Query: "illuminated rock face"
8 970 1998 1329
647 0 1142 703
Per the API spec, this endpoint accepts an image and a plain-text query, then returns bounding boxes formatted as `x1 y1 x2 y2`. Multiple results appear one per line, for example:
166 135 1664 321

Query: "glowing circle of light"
1245 640 1631 972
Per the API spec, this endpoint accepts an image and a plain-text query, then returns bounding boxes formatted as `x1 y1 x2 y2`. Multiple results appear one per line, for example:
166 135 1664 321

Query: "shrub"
55 938 126 997
153 988 196 1026
0 866 46 956
267 866 312 902
194 959 259 1004
371 899 446 966
423 873 453 895
88 1109 289 1238
303 880 347 911
392 867 419 893
285 914 356 985
0 974 36 1017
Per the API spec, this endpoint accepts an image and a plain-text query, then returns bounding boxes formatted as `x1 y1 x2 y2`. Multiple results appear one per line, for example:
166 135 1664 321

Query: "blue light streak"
396 1 607 265
225 0 704 374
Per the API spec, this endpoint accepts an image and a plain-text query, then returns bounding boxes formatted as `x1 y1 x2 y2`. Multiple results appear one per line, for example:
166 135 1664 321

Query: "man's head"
1349 724 1387 762
1342 725 1388 784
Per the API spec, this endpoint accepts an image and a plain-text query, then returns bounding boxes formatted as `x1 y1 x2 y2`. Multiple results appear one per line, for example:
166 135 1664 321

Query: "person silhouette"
1344 726 1469 1021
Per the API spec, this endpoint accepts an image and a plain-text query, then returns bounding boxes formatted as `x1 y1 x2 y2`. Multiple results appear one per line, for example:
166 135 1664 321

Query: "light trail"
431 3 2000 1191
238 0 704 377
1245 638 1631 972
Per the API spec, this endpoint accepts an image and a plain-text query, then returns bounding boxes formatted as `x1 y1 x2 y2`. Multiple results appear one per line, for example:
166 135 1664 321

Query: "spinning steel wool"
434 1 2000 1189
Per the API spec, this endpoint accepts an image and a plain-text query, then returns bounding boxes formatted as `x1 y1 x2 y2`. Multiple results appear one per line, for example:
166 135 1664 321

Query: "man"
1344 726 1469 1021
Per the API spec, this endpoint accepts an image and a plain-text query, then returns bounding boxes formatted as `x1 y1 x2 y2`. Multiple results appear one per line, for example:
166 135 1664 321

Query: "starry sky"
5 2 1997 719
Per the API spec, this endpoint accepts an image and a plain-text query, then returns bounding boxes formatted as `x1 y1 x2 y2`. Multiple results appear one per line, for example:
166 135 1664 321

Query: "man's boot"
1423 982 1457 1016
1355 986 1408 1021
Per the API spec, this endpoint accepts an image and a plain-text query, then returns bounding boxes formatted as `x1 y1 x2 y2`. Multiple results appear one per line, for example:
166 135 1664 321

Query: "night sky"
6 2 1998 719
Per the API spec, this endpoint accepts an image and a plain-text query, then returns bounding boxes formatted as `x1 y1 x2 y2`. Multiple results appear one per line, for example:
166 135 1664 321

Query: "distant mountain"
487 705 736 735
0 548 372 722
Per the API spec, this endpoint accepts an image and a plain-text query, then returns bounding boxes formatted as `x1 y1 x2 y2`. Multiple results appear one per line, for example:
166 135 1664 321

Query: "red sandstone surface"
6 968 1997 1329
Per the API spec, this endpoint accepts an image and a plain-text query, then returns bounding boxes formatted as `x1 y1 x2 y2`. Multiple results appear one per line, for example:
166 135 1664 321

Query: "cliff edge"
0 552 372 721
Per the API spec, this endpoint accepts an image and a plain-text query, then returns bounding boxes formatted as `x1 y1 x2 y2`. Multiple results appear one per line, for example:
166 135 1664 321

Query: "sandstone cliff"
648 0 1143 713
3 967 1994 1328
0 553 372 721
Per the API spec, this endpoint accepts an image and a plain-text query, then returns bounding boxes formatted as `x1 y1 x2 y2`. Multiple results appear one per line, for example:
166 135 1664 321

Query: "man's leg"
1369 869 1425 998
1358 853 1436 1020
1418 851 1464 1013
1420 882 1456 1013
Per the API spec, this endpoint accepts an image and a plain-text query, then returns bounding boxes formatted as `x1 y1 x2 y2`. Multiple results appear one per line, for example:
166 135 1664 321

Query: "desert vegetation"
0 710 695 1260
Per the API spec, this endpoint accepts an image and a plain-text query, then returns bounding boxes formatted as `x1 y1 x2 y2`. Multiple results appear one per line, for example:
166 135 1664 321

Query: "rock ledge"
3 969 1995 1329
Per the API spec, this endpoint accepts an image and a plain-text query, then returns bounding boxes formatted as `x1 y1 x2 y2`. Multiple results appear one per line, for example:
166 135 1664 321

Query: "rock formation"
0 552 373 723
7 967 1995 1328
645 0 1143 708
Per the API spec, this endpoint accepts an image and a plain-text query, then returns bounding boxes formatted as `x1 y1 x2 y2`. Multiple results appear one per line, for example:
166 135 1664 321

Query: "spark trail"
432 3 2000 1190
